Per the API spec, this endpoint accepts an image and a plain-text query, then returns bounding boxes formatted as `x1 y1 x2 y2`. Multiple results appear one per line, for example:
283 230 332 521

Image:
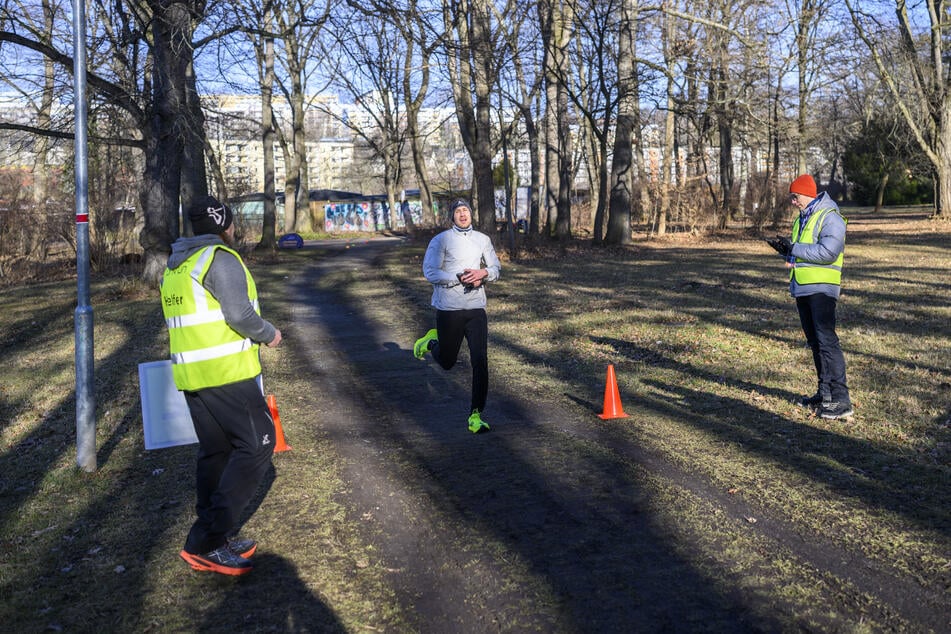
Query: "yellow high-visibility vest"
160 245 261 391
790 208 845 286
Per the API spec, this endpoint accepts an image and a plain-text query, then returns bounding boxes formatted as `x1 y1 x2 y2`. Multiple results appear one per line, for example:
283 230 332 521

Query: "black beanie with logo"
188 195 233 235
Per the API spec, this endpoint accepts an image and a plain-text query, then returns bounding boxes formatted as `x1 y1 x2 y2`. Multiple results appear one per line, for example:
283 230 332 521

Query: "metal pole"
73 0 95 472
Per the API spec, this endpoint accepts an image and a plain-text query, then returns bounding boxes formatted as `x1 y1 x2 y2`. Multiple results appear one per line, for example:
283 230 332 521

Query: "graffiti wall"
399 200 424 227
324 202 375 232
324 199 425 232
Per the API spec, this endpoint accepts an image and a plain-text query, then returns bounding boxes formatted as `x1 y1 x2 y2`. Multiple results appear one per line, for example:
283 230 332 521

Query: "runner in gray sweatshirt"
413 199 501 433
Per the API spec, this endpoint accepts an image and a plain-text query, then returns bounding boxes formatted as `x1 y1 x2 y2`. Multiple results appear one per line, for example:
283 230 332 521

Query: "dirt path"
274 238 948 633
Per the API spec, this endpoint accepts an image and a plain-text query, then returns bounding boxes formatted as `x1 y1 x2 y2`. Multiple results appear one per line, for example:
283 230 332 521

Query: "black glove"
766 235 793 257
456 272 475 293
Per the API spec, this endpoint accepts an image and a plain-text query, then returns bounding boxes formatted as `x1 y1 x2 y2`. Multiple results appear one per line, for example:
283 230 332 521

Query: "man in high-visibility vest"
160 195 283 575
767 175 853 420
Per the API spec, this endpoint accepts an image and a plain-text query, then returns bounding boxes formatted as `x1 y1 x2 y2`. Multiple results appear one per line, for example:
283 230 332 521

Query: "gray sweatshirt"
165 235 277 345
423 225 501 311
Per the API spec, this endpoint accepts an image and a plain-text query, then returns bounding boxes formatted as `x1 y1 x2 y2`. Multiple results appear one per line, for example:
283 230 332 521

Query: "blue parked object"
278 233 304 248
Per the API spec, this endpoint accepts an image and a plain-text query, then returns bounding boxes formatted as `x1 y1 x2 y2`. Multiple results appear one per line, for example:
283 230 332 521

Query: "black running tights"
431 308 488 413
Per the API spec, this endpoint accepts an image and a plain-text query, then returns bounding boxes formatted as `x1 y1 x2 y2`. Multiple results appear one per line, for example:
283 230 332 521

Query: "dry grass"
474 211 950 581
375 208 950 628
0 206 948 632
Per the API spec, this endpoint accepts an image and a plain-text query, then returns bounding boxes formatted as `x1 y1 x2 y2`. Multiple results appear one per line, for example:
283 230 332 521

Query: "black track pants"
431 308 488 413
796 293 849 403
182 377 275 554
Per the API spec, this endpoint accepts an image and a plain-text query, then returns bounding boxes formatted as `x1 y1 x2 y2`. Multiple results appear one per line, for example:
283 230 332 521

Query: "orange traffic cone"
597 364 628 420
266 394 292 452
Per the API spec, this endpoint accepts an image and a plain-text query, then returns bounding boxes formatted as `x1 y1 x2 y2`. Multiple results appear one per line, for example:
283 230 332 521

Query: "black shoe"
799 392 826 408
820 401 854 420
180 545 253 576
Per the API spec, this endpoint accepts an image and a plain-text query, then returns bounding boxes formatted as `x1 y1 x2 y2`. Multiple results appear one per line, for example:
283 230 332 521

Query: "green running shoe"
413 328 438 359
467 410 490 433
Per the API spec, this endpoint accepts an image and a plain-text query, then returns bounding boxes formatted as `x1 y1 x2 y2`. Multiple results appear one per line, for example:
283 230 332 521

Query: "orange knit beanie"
789 174 817 198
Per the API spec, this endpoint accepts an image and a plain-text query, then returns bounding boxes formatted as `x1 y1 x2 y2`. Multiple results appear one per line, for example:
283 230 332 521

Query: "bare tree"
539 0 575 240
362 0 443 227
845 0 951 218
228 0 281 249
605 0 637 245
442 0 502 235
706 1 737 229
565 0 619 244
267 0 333 233
322 6 411 231
661 0 765 230
495 0 544 237
655 1 682 237
0 0 224 281
788 0 839 176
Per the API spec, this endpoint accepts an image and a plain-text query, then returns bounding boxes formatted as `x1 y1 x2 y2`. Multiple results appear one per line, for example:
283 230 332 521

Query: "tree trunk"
403 13 435 227
525 108 542 237
540 0 573 240
544 78 559 235
606 0 636 245
270 7 314 235
257 14 278 250
658 73 674 237
282 141 300 233
554 77 573 241
586 116 605 243
181 57 209 231
795 1 813 175
139 1 192 284
874 172 888 213
470 0 497 235
713 28 734 231
718 109 734 230
771 75 781 215
656 4 676 238
937 106 951 219
290 86 312 232
444 0 497 235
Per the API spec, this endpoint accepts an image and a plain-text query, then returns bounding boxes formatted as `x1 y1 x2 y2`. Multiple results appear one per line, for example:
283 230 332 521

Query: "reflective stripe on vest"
790 208 844 286
160 245 262 391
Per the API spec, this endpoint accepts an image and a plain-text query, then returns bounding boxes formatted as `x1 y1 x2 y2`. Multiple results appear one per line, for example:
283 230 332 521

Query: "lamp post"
73 0 95 472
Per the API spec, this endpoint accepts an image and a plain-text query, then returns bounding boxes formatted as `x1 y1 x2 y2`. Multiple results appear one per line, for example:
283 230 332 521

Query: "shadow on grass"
504 320 949 540
196 553 346 633
641 375 949 534
0 296 165 528
0 290 344 632
244 231 947 631
4 223 945 631
493 244 950 440
273 243 786 631
337 237 948 627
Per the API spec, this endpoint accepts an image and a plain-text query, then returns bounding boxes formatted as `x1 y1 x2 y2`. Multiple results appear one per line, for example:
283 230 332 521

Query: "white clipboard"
138 360 198 450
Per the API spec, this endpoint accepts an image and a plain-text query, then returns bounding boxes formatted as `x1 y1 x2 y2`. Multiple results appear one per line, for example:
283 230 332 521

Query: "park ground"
0 207 948 632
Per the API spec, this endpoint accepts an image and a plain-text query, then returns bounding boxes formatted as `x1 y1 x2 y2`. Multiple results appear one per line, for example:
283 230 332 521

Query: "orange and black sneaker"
227 536 257 558
180 545 253 576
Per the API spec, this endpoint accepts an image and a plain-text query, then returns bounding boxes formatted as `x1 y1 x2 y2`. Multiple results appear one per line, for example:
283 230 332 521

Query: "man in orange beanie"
766 175 853 419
